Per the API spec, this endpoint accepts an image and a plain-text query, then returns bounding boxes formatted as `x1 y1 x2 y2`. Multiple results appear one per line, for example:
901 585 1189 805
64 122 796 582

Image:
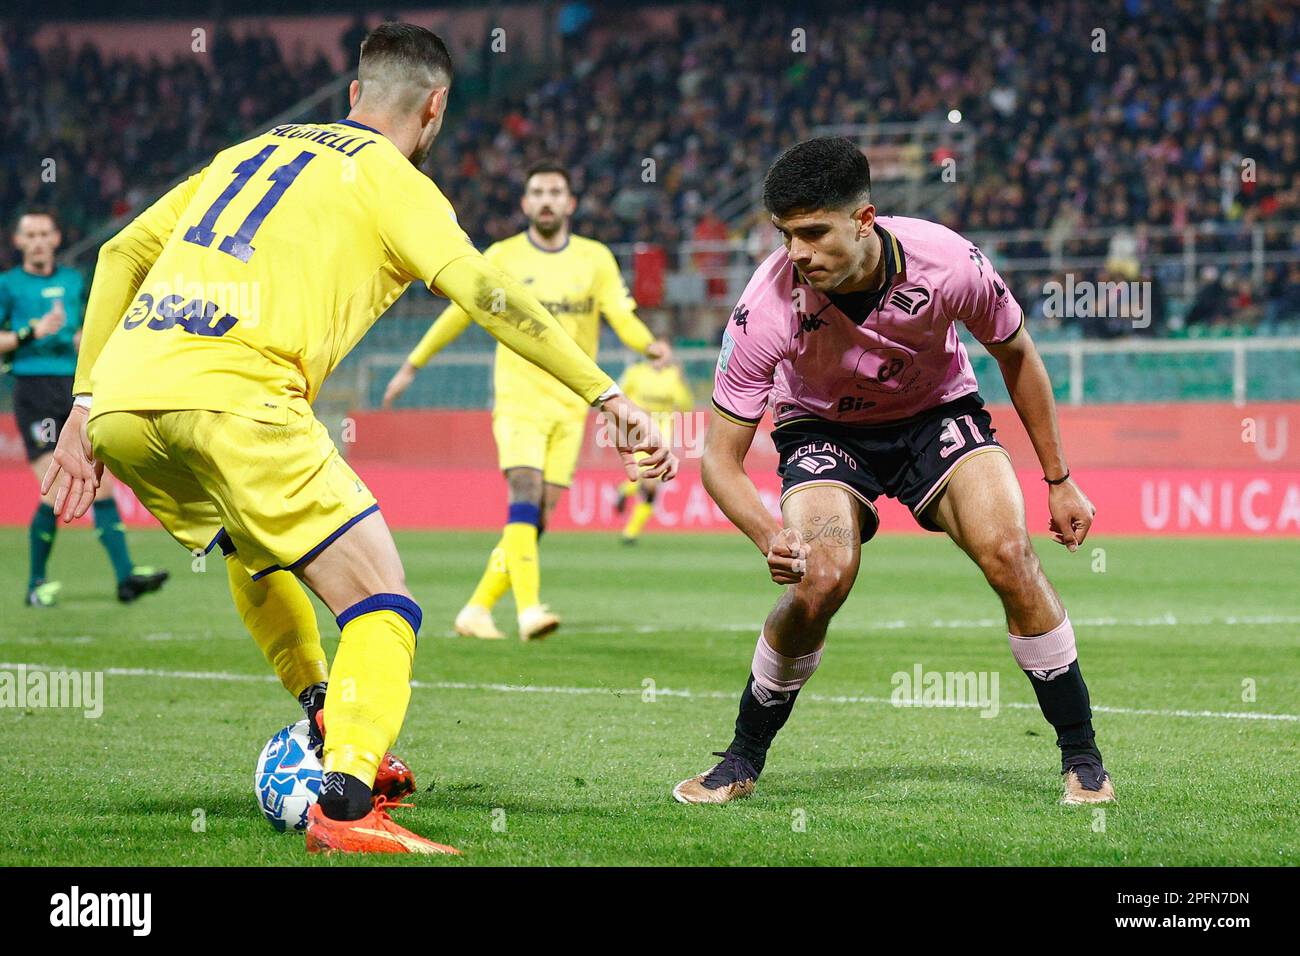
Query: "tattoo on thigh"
802 513 856 549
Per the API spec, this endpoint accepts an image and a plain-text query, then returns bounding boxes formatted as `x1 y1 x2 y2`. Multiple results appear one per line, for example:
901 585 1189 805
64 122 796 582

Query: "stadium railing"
609 218 1300 303
706 119 978 226
337 335 1300 413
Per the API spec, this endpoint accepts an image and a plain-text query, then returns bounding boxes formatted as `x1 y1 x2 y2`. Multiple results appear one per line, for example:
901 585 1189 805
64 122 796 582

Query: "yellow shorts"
492 409 586 487
88 406 377 580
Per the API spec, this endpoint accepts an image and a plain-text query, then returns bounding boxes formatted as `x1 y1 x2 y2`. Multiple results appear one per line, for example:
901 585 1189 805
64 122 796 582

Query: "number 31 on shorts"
938 414 986 459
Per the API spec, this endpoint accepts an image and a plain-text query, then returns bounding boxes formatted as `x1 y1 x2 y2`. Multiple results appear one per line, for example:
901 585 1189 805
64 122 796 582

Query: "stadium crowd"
0 20 336 245
3 0 1299 333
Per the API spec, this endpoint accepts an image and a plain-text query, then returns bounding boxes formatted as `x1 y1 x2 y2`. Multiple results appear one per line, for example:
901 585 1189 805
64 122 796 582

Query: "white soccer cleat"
518 603 561 641
454 604 505 640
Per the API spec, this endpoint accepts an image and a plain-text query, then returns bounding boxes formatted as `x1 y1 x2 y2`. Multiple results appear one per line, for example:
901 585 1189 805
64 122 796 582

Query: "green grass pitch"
1 526 1296 866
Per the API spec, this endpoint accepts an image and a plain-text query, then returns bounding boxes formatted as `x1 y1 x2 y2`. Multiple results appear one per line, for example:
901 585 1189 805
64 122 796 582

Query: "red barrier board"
1 402 1296 536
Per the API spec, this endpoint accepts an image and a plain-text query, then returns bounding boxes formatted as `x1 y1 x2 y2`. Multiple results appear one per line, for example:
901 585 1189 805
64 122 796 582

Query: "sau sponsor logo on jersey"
121 292 239 338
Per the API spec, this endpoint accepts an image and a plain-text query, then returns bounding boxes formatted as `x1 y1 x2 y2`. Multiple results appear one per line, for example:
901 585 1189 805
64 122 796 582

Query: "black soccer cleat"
672 750 759 804
1061 752 1116 804
117 567 170 604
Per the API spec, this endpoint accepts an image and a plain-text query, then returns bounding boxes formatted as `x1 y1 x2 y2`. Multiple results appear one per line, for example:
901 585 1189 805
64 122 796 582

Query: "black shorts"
13 375 74 462
772 393 1007 542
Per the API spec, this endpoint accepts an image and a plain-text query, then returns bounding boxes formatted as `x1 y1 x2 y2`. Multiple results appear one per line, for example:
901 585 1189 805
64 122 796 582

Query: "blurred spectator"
1185 267 1231 327
0 23 335 251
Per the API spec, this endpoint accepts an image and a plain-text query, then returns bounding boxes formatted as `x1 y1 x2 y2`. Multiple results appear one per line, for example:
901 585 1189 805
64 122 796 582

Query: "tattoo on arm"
475 278 550 340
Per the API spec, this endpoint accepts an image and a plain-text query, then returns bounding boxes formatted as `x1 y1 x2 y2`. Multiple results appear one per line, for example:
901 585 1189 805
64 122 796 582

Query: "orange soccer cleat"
312 711 416 800
305 799 461 856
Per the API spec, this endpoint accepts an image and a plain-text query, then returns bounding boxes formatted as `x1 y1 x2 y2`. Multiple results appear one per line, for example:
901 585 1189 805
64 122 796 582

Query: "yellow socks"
503 521 541 611
322 596 421 786
623 500 655 540
500 501 542 611
226 556 327 697
467 540 511 610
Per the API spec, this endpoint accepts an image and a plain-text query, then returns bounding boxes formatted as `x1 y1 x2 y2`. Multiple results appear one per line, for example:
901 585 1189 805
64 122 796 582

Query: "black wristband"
15 324 34 345
1043 469 1070 485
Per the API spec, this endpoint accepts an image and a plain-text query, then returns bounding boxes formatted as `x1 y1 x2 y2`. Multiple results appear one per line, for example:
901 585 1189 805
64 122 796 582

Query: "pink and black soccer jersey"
712 216 1023 428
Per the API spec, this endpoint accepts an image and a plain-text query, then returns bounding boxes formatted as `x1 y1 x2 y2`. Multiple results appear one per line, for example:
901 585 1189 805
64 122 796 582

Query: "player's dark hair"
525 159 573 192
359 21 454 87
762 137 872 217
14 208 59 232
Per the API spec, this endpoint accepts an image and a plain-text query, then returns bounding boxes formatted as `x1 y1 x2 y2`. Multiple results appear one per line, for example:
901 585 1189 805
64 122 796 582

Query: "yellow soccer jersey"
408 232 654 416
620 360 694 415
83 120 482 424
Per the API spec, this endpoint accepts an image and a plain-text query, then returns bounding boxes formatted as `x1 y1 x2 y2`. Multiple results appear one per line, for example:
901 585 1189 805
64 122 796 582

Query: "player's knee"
505 469 543 505
789 562 854 623
979 534 1039 596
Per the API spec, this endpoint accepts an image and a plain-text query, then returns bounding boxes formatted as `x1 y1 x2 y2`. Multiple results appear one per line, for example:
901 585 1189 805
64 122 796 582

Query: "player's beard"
410 136 435 168
532 215 565 239
409 115 443 168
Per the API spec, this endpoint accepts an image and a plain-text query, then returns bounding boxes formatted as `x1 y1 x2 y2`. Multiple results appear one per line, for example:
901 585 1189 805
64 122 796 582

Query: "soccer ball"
253 719 323 832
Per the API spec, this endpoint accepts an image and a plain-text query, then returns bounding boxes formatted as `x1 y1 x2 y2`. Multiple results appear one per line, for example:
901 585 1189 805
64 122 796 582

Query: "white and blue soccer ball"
253 719 323 832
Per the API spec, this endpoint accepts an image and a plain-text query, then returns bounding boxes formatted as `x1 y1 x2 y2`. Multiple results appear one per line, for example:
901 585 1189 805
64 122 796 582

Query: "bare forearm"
998 349 1067 477
702 453 780 553
0 331 17 355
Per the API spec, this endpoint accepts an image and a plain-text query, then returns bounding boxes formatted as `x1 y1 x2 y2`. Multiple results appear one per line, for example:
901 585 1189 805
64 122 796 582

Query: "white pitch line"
2 661 1296 723
553 613 1300 635
5 614 1295 647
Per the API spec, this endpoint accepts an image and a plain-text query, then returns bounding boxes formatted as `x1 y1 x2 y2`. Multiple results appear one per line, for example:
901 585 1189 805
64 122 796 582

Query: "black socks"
727 673 801 775
1022 660 1102 765
318 772 373 821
